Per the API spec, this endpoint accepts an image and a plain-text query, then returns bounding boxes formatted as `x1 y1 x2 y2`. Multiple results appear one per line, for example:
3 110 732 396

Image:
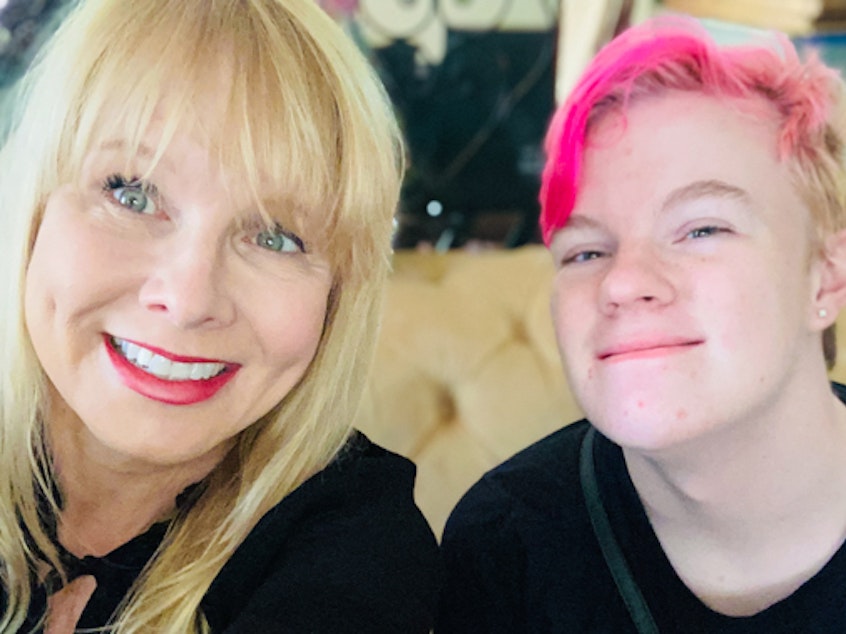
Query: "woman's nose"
137 237 236 330
598 244 676 314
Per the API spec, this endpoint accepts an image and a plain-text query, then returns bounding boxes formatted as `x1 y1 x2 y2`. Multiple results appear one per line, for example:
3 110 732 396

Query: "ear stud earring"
819 308 829 318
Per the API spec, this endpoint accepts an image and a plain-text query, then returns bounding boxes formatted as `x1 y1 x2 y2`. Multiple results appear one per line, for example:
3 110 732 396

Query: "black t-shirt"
23 431 441 633
437 384 846 633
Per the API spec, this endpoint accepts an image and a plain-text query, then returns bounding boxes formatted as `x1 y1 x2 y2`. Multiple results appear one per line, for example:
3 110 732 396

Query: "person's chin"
586 402 699 451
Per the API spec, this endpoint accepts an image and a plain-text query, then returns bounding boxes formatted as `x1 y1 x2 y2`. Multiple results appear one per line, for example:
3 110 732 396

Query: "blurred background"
3 0 846 251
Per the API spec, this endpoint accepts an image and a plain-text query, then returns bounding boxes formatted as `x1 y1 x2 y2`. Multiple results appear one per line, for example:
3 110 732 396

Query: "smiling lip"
103 334 240 405
598 339 703 363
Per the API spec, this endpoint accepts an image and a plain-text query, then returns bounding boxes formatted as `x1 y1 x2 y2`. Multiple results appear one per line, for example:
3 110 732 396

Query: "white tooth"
169 362 192 381
136 347 153 368
113 340 225 382
148 355 172 378
125 342 141 363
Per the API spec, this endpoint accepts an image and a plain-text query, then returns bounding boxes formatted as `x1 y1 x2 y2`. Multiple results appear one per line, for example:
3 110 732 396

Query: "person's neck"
47 403 225 558
624 378 846 616
55 459 194 558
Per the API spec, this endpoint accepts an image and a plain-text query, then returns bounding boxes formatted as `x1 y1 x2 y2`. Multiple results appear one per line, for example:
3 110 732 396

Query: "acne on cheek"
630 401 687 419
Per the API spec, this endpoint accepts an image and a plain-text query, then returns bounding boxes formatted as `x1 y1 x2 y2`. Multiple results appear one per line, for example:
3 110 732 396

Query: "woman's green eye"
104 175 157 215
114 186 155 214
256 228 303 253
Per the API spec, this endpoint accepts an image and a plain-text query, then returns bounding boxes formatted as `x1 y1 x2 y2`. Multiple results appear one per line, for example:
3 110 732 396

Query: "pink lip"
103 334 240 405
598 338 703 363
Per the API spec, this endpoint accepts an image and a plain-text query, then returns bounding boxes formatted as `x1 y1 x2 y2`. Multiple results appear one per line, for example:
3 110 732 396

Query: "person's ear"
813 228 846 329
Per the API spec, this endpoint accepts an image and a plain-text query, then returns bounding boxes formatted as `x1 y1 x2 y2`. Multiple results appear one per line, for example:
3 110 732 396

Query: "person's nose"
138 235 236 330
598 243 675 315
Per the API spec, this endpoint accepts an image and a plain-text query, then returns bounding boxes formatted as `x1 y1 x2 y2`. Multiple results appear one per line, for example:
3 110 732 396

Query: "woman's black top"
21 431 441 632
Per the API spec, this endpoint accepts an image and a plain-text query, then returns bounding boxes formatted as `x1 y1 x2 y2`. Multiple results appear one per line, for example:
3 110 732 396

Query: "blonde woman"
0 0 440 631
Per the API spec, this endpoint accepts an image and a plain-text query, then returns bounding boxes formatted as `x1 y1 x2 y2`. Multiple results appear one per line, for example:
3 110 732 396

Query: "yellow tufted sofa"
354 246 576 537
354 245 846 537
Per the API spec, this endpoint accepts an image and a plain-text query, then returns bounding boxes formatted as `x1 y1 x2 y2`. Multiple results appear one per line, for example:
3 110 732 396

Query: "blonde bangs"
224 0 402 282
42 0 400 283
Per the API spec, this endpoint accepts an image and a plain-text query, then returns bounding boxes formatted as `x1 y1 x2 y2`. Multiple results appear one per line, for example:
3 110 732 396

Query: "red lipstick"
103 335 240 405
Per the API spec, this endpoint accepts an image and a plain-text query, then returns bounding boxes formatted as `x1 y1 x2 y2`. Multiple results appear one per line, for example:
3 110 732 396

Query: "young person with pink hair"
438 17 846 633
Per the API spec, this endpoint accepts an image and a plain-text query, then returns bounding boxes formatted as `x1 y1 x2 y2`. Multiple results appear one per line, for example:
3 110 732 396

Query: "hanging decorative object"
437 0 511 31
357 0 437 41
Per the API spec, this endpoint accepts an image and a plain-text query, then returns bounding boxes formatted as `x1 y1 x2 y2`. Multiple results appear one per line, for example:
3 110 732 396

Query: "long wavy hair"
0 0 403 631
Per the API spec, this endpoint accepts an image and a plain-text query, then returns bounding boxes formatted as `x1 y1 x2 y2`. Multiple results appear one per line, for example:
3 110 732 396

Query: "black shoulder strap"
579 426 659 634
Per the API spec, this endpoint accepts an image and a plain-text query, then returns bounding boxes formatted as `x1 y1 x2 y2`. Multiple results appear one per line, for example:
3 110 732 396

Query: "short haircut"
539 17 846 246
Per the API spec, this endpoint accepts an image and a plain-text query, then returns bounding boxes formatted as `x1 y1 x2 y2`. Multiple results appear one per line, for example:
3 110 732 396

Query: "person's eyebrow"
94 140 173 171
559 179 751 237
97 139 151 155
558 213 605 235
661 179 751 213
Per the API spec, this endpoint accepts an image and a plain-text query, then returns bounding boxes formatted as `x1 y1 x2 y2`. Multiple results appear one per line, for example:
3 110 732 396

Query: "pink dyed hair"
539 17 846 245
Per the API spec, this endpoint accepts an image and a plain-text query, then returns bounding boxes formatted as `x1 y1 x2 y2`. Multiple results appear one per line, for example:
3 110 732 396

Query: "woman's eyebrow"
96 139 150 155
93 140 173 172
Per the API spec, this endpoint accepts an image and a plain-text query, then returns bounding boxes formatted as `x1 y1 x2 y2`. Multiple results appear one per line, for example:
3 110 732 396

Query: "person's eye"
685 225 726 239
563 250 605 265
255 225 305 254
103 174 158 215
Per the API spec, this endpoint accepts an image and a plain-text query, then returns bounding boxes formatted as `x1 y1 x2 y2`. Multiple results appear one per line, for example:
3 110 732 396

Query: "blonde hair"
0 0 403 631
